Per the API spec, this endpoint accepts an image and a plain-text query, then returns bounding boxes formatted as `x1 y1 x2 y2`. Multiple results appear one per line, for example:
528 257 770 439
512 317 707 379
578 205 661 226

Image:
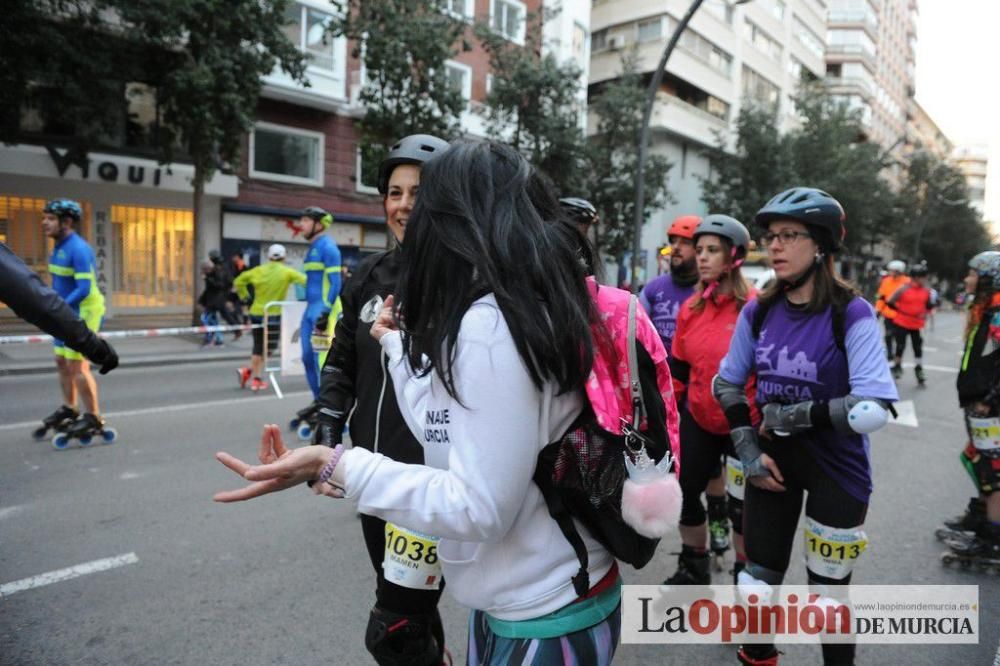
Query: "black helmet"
43 199 83 224
377 134 449 194
754 187 846 253
693 215 752 261
559 197 598 225
208 249 223 264
302 206 333 228
910 261 929 277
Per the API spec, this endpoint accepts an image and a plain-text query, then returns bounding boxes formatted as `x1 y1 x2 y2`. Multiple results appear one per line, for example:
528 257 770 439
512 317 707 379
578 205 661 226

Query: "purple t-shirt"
719 296 898 502
641 274 697 354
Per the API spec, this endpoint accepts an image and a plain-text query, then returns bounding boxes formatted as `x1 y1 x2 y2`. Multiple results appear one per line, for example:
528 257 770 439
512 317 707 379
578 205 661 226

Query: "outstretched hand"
214 424 332 502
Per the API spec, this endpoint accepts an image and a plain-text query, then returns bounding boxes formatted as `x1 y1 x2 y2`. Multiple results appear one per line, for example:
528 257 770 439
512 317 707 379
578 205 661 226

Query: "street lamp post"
629 0 752 293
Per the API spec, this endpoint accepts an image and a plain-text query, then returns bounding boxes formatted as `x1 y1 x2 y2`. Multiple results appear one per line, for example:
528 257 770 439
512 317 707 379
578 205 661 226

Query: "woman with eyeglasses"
713 188 897 666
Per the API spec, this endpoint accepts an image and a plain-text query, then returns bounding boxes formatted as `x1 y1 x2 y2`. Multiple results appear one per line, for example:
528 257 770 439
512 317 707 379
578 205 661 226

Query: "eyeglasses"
761 230 812 247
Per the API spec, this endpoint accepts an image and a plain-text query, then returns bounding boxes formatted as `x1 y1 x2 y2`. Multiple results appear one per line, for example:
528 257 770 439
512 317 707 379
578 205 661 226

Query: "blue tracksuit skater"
302 234 342 396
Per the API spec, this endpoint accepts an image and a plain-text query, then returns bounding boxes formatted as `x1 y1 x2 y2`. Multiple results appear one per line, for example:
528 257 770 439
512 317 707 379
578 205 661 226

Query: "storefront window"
111 205 193 309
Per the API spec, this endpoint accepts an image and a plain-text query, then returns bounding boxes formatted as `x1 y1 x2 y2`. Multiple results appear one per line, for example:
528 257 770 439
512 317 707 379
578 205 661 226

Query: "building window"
637 17 663 42
772 0 786 21
703 0 734 25
486 73 494 96
591 29 608 52
250 122 324 186
445 60 473 108
705 96 731 120
572 22 588 68
744 19 782 61
795 16 825 59
742 65 780 108
355 146 380 194
492 0 526 45
283 3 336 72
443 0 474 20
676 22 733 77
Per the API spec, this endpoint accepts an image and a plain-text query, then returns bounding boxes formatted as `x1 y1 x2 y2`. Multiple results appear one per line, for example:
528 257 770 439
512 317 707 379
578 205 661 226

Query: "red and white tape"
0 323 261 345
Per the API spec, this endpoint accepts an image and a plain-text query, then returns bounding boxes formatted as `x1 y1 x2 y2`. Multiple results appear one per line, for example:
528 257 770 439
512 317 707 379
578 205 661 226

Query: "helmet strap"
780 252 822 292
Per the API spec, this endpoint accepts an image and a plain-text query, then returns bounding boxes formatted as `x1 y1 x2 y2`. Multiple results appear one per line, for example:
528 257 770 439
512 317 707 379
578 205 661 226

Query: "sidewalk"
0 331 252 376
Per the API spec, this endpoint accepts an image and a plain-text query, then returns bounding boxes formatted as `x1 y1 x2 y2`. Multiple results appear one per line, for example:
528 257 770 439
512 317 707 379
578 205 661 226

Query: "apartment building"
906 100 952 160
952 145 989 222
589 0 827 281
226 0 590 278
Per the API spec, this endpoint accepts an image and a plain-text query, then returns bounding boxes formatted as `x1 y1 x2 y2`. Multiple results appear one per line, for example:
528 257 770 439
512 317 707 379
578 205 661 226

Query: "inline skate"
32 405 79 441
52 413 117 450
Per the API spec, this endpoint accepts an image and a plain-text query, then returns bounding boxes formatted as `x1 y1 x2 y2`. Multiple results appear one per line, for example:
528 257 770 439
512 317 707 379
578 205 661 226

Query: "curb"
0 351 248 377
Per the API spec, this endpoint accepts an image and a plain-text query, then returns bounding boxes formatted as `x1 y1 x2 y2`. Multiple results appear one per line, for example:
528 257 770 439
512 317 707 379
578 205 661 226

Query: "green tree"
117 0 307 265
475 10 587 195
699 103 793 229
330 0 470 183
895 150 991 281
585 52 673 262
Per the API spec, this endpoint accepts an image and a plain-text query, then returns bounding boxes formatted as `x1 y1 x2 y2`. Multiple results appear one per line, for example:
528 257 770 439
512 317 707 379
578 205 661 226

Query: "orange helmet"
668 215 701 241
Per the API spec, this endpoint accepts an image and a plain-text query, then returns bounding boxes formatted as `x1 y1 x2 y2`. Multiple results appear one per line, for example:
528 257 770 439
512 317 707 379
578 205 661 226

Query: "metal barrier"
0 323 258 346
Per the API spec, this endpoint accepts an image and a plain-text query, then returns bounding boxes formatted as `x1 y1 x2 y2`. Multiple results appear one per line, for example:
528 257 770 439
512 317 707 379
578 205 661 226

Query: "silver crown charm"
623 445 673 485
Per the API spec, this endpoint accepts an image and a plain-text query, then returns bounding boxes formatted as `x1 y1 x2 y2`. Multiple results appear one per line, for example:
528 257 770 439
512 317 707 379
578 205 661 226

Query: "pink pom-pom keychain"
620 422 682 539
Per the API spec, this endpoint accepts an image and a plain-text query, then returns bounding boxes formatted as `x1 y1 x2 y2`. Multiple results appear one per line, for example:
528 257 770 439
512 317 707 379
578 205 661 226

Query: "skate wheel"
52 433 70 450
289 418 301 430
32 427 48 441
79 435 93 446
297 424 313 442
101 428 118 444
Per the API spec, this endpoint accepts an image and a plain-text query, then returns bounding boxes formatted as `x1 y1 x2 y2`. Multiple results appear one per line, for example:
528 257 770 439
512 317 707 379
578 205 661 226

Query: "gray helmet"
755 187 846 253
377 134 449 194
969 251 1000 289
693 214 752 261
559 197 598 225
302 206 333 228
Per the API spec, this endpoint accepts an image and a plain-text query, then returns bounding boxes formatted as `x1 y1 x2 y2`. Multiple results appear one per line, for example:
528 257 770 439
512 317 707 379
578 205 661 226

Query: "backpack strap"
885 283 910 309
532 464 591 598
627 295 645 428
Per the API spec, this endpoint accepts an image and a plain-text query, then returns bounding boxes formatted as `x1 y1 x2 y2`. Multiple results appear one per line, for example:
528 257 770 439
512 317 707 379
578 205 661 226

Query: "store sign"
93 210 111 301
0 144 238 197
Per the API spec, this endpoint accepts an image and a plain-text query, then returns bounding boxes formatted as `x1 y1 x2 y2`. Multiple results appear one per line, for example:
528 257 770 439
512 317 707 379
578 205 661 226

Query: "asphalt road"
1 310 998 665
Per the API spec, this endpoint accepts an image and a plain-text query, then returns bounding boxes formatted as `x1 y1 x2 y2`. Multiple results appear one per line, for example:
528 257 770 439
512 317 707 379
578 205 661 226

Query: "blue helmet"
754 187 846 253
44 199 83 224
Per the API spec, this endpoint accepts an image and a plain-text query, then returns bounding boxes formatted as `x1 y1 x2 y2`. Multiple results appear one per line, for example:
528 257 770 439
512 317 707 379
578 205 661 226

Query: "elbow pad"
713 374 752 429
828 396 892 435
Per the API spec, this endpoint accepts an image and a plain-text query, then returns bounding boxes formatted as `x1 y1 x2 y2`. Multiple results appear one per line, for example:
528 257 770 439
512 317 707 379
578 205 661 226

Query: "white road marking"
901 362 958 374
0 552 139 597
119 471 145 480
891 400 919 428
0 505 25 521
0 391 310 433
922 346 939 352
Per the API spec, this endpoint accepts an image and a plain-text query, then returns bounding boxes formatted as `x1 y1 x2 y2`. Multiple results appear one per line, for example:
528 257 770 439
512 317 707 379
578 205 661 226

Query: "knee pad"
365 606 442 666
729 496 745 535
803 518 867 581
680 491 706 526
737 561 784 606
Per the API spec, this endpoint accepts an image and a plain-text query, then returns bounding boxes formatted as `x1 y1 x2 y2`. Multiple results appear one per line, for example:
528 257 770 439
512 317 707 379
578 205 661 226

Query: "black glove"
312 405 345 448
315 311 330 334
86 338 120 375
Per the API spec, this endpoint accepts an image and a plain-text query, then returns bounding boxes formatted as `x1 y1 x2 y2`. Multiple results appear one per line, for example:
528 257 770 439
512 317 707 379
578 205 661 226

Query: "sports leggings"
892 325 923 360
743 440 868 665
678 409 739 531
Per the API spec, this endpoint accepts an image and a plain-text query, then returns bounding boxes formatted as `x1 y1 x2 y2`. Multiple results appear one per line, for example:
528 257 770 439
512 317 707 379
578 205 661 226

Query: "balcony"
827 11 879 39
648 91 728 148
824 75 873 99
826 43 877 71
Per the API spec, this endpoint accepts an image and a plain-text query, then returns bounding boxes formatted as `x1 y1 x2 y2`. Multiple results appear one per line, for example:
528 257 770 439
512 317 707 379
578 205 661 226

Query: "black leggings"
678 409 740 532
250 315 281 356
743 441 868 665
891 325 923 360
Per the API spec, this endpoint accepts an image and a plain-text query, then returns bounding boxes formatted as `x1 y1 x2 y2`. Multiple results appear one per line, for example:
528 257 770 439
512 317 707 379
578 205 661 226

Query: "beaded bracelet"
316 444 345 486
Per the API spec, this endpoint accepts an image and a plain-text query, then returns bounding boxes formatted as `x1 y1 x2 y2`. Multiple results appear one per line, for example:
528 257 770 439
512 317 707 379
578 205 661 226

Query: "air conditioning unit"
607 35 626 50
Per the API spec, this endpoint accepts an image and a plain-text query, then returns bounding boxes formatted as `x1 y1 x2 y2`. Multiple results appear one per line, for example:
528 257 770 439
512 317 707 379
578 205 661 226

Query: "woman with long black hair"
713 188 898 666
216 142 626 664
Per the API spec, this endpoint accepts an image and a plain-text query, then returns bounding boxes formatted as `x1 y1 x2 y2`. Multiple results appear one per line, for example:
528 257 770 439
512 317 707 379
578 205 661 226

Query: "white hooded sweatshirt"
341 294 614 620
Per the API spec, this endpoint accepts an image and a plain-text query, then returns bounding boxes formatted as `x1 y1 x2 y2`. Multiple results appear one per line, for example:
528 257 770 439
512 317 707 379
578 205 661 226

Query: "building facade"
589 0 828 282
952 145 989 222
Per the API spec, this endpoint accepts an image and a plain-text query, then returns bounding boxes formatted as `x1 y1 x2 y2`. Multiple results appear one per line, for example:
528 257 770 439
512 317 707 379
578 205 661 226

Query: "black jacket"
957 305 1000 411
199 266 233 311
316 249 423 462
0 242 106 359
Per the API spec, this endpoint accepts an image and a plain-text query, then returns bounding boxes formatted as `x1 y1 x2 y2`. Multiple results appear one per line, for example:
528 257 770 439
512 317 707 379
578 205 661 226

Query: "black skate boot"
737 645 780 665
941 524 1000 573
33 405 79 440
915 365 927 386
54 413 117 449
290 401 320 441
936 497 986 543
891 363 903 380
662 545 711 585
